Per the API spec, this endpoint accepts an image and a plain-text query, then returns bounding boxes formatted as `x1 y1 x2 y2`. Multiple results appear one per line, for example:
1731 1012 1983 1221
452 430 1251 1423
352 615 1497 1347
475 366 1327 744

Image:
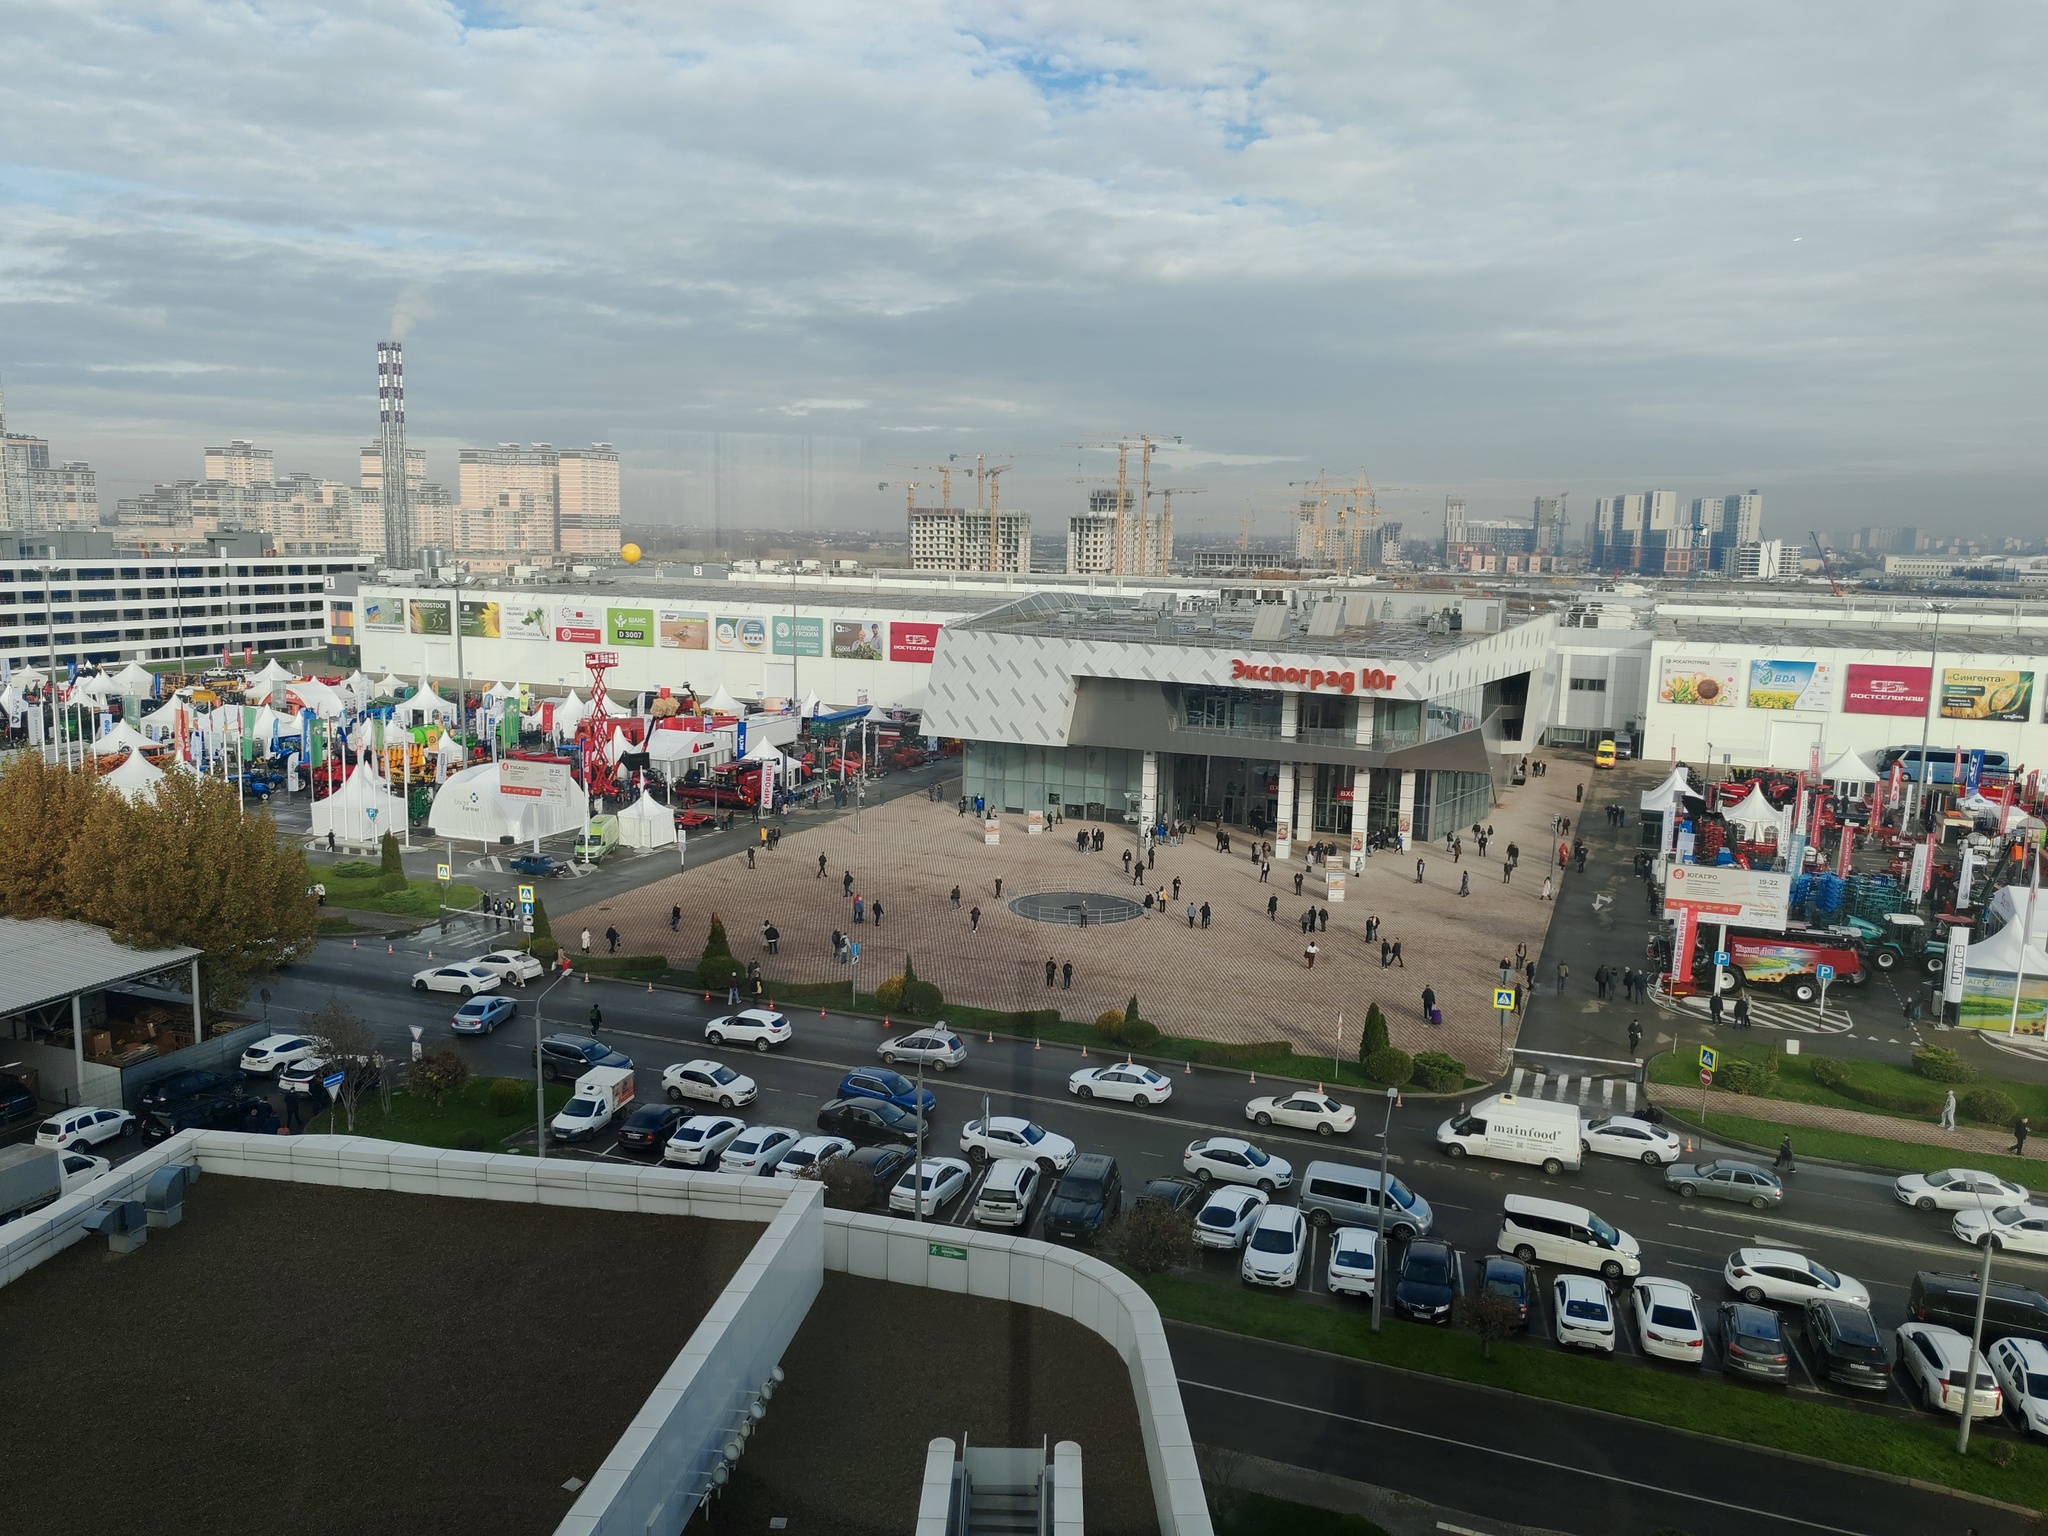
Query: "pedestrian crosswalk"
1659 991 1855 1035
1506 1066 1638 1113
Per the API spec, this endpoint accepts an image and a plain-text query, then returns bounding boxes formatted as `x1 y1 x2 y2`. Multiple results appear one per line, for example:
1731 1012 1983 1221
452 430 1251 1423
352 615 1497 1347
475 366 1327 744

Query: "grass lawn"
325 1076 570 1151
1209 1489 1387 1536
1145 1275 2048 1506
309 866 484 919
1651 1036 2048 1128
1684 1112 2044 1189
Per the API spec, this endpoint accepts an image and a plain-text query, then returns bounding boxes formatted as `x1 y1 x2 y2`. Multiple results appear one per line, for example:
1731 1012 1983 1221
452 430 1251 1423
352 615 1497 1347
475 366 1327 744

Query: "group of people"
1595 963 1659 1005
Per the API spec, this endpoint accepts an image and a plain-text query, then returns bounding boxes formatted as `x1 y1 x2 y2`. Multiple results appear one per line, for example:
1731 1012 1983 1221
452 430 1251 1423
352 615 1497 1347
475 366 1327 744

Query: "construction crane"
1145 486 1202 572
1809 530 1843 597
984 462 1014 571
888 462 960 508
1074 435 1181 575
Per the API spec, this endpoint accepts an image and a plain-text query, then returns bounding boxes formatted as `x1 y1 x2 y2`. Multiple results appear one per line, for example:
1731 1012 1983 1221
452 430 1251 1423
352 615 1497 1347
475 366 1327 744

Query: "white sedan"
1183 1136 1293 1193
1630 1277 1705 1364
879 1029 967 1070
1241 1205 1309 1288
663 1059 758 1109
238 1033 328 1077
890 1156 973 1216
1193 1185 1269 1249
1553 1274 1617 1353
1068 1063 1174 1105
1989 1337 2048 1436
1245 1090 1355 1137
719 1126 801 1176
960 1116 1078 1173
411 963 502 997
664 1114 746 1168
59 1151 112 1192
1326 1227 1379 1298
1722 1247 1870 1308
1897 1168 2032 1213
1582 1115 1683 1167
705 1009 792 1052
468 949 545 985
774 1135 855 1180
35 1106 136 1150
1954 1203 2048 1256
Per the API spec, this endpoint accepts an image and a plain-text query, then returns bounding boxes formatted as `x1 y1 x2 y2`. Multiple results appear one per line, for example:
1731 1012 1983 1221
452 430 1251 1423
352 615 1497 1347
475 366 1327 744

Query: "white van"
550 1064 636 1143
1435 1093 1582 1174
1497 1193 1641 1281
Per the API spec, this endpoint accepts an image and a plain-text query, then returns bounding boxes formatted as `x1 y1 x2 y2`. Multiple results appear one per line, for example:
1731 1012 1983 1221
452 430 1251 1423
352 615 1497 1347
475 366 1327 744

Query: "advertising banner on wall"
362 596 404 629
657 609 708 650
459 600 501 640
1746 659 1833 712
831 620 885 660
408 599 451 636
889 621 942 663
500 602 548 641
1662 864 1792 930
1657 657 1741 708
608 607 654 647
772 616 824 657
1843 663 1932 716
554 604 604 644
1941 668 2035 723
715 615 767 654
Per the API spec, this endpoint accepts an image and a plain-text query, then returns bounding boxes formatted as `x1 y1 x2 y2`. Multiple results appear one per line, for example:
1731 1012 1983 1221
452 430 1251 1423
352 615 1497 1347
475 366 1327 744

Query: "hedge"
1364 1047 1413 1087
1911 1046 1978 1085
1410 1051 1465 1092
1811 1056 1939 1115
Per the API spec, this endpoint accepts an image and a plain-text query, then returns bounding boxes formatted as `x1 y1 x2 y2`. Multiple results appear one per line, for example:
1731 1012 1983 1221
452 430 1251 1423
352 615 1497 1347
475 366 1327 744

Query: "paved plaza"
563 763 1588 1074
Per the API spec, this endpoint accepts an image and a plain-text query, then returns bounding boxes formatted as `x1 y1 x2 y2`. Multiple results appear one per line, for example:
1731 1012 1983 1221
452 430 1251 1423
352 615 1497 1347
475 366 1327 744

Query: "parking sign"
1713 950 1730 966
1816 964 1835 983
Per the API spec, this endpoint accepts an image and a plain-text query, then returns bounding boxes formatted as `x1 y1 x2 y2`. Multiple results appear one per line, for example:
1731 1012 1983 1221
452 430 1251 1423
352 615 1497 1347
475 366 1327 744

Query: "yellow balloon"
620 542 642 564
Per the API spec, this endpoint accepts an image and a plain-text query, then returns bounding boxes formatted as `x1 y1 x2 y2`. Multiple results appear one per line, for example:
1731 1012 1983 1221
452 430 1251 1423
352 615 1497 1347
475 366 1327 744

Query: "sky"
2 2 2044 543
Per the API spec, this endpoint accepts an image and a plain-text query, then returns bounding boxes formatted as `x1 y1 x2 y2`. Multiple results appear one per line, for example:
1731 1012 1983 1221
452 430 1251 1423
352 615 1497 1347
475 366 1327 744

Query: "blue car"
836 1067 937 1117
510 854 566 879
451 995 518 1035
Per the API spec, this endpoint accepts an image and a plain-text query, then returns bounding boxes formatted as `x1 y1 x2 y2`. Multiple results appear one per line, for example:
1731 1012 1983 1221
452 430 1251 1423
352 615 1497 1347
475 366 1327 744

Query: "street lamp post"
1959 1182 1999 1455
533 966 575 1160
912 1027 931 1226
1910 602 1944 833
1371 1085 1398 1335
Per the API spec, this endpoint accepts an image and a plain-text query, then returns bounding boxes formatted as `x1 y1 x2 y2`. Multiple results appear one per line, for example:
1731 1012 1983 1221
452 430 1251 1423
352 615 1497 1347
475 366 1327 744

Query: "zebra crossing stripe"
1600 1078 1615 1107
1624 1081 1638 1112
1531 1072 1548 1098
1509 1068 1526 1094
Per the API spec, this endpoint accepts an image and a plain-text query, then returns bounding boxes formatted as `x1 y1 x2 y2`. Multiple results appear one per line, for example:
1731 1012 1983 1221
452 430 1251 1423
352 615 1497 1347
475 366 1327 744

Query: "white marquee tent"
647 726 723 766
1820 749 1879 785
101 750 165 803
251 658 294 686
1722 785 1788 837
427 762 588 844
395 681 458 724
701 685 741 714
1639 767 1702 815
285 678 347 718
311 759 403 843
93 720 155 758
110 662 156 696
617 790 677 849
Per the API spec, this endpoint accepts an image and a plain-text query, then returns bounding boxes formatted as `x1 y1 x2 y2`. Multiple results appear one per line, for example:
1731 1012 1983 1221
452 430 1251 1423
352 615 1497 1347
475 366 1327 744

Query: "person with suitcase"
1421 984 1436 1024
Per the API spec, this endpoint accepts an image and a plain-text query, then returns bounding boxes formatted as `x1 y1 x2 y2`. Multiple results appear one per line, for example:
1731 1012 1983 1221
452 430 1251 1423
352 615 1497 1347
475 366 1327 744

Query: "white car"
35 1106 136 1150
1553 1274 1617 1353
719 1125 800 1176
1953 1203 2048 1256
238 1033 328 1077
1581 1115 1683 1166
1630 1277 1705 1364
960 1116 1078 1173
468 949 545 985
1240 1205 1309 1288
1326 1227 1380 1298
775 1135 855 1179
662 1059 758 1109
1896 1322 2003 1418
971 1158 1042 1228
879 1029 967 1070
1898 1167 2032 1213
411 963 502 997
705 1009 791 1053
1068 1063 1174 1105
1193 1185 1269 1249
1988 1337 2048 1436
664 1114 746 1168
1245 1090 1355 1137
1183 1136 1293 1193
59 1151 112 1192
890 1155 972 1216
1722 1247 1870 1308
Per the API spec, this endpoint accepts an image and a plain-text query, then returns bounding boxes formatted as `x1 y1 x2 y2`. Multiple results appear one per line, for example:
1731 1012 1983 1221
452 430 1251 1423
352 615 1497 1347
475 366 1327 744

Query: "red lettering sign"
1227 660 1398 693
1842 663 1931 717
889 621 942 663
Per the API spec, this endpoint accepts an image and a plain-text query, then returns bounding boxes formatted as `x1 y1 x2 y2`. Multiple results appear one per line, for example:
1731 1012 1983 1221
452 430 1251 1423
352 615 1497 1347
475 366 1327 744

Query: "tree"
819 1157 877 1211
1107 1201 1199 1278
1460 1288 1525 1360
0 752 99 919
305 996 384 1133
410 1046 470 1108
378 830 404 890
696 911 743 989
530 894 553 947
1358 1003 1390 1066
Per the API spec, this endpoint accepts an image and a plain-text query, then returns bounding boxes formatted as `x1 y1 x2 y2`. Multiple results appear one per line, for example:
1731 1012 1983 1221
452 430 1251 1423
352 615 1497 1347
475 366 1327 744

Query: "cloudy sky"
3 2 2043 542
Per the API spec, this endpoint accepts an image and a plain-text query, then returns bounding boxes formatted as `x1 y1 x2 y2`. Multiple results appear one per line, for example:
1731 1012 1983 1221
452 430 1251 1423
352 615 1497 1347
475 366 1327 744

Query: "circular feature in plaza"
1008 891 1145 927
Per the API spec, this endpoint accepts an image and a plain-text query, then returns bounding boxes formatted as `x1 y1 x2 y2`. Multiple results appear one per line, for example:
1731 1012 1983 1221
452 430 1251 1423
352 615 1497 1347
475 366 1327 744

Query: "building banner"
608 607 654 647
772 616 825 657
658 609 709 650
554 604 604 644
889 621 942 663
1843 663 1932 716
1662 864 1792 930
362 596 404 629
501 759 573 802
459 599 501 640
408 599 451 636
1941 668 2035 723
1746 659 1833 712
715 615 767 654
502 603 548 641
1658 657 1741 708
831 620 885 660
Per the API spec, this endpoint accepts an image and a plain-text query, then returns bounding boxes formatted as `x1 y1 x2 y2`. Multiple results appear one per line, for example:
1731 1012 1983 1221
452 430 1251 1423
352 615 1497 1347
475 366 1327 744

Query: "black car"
138 1067 241 1113
143 1093 280 1142
1393 1240 1463 1324
816 1097 926 1149
1718 1301 1791 1383
1803 1297 1889 1391
615 1103 688 1156
0 1072 37 1130
1134 1177 1204 1216
533 1034 633 1083
842 1145 916 1208
1479 1255 1533 1329
1044 1154 1123 1243
1909 1271 2048 1347
279 1056 385 1104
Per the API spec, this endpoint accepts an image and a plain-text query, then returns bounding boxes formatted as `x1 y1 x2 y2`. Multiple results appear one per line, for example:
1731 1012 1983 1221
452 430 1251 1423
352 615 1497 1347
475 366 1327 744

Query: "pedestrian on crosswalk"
1734 995 1751 1028
1627 1018 1643 1054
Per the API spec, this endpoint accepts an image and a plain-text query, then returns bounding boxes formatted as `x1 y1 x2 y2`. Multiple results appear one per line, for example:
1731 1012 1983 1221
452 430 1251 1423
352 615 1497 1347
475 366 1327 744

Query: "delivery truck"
0 1144 63 1225
550 1064 636 1143
1436 1093 1583 1175
573 815 620 864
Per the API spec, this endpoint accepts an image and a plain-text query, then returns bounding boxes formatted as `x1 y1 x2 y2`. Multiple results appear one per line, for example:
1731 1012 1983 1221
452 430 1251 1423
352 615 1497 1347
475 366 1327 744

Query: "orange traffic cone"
646 983 653 994
427 950 433 960
387 944 394 955
882 1017 890 1030
820 1007 827 1018
988 1030 995 1044
352 939 357 949
1126 1054 1133 1065
1033 1036 1041 1051
703 992 711 1003
1081 1045 1088 1058
1184 1060 1192 1074
1249 1072 1256 1085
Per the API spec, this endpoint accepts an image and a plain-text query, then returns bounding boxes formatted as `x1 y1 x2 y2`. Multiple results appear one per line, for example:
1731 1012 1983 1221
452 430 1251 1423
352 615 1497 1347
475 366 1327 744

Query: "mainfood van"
1436 1093 1582 1173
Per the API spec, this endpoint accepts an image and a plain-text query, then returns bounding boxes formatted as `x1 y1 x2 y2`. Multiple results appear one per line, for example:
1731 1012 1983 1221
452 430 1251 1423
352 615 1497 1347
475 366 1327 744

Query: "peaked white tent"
93 720 155 758
373 673 406 698
740 739 784 764
799 691 822 718
251 658 294 686
1639 767 1701 814
110 662 156 696
311 759 403 843
427 762 588 843
395 681 458 724
71 671 118 700
1820 749 1878 785
285 678 347 718
702 685 741 714
138 698 186 737
342 670 373 703
617 791 677 849
1723 785 1788 837
101 750 165 803
553 692 586 738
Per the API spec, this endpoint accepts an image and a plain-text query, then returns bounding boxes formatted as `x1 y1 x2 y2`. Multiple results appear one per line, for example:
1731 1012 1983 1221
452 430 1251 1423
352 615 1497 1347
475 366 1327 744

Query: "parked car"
890 1155 972 1216
1391 1239 1463 1324
1896 1322 2003 1418
1193 1185 1269 1250
960 1116 1077 1173
534 1034 632 1082
878 1029 966 1070
662 1059 758 1108
1326 1227 1380 1299
1631 1278 1706 1364
509 853 568 878
450 995 518 1035
1581 1115 1683 1166
238 1034 327 1077
1244 1090 1356 1137
34 1106 136 1150
1722 1247 1870 1308
719 1126 801 1176
842 1145 916 1208
59 1151 112 1192
1803 1297 1891 1390
279 1055 382 1100
1953 1204 2048 1256
1182 1136 1293 1193
137 1067 240 1114
817 1097 926 1148
410 964 501 997
1480 1256 1535 1329
0 1072 38 1131
1909 1271 2048 1345
1553 1274 1617 1353
838 1068 937 1117
1067 1063 1174 1105
468 949 545 985
704 1009 791 1052
775 1135 855 1180
1298 1161 1433 1240
663 1114 746 1168
1498 1194 1641 1281
1896 1167 2030 1213
549 1066 635 1144
1717 1301 1791 1383
1666 1158 1783 1209
143 1093 279 1141
1133 1176 1204 1216
1988 1337 2048 1435
970 1158 1041 1228
1241 1205 1310 1289
1043 1153 1123 1242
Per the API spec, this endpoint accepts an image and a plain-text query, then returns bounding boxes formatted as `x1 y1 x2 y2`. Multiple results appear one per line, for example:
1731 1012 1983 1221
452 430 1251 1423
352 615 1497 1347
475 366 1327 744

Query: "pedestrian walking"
2015 1118 2031 1157
1390 939 1404 967
1459 871 1470 897
284 1088 302 1129
1187 902 1198 928
1300 909 1312 935
1421 984 1436 1022
1514 982 1525 1013
1576 783 1584 803
951 885 961 909
1939 1090 1957 1130
831 928 845 962
1415 857 1426 884
1267 893 1280 920
1627 1018 1643 1054
1260 860 1271 884
1147 846 1156 870
1774 1135 1795 1172
1172 876 1182 902
605 924 620 954
1501 957 1514 985
1452 839 1461 864
1317 907 1329 932
852 895 865 924
1304 939 1319 969
580 927 591 955
1365 915 1379 942
871 901 884 929
969 905 981 933
670 905 682 932
763 922 780 955
1540 875 1554 902
818 853 828 878
1734 995 1751 1028
1621 966 1636 1003
589 1003 603 1036
1046 957 1057 988
843 870 854 897
1709 990 1724 1026
1200 902 1211 929
1502 858 1513 884
1123 849 1133 873
1594 964 1609 999
1554 961 1569 994
1061 961 1073 990
746 847 755 869
1379 938 1391 968
1525 960 1537 990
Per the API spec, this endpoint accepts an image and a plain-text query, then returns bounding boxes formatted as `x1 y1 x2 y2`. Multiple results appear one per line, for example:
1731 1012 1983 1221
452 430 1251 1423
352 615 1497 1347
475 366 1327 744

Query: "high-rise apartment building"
1442 496 1468 547
909 505 1031 573
450 441 620 563
557 445 622 558
204 440 274 486
0 385 100 534
1532 495 1566 555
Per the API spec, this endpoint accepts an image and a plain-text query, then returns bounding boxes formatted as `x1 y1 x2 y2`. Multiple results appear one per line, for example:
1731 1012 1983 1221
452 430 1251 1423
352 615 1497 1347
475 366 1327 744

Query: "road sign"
522 917 534 934
436 862 451 882
322 1070 346 1092
1713 951 1730 967
928 1242 968 1261
517 883 535 904
1492 987 1517 1010
1700 1068 1714 1087
1699 1045 1718 1071
1816 963 1835 982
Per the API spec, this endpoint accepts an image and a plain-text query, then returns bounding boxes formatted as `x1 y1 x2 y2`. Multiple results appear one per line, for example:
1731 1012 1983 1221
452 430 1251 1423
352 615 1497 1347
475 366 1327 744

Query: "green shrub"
332 860 381 879
1716 1058 1774 1096
695 911 744 989
1121 1018 1161 1048
1184 1040 1296 1069
1005 1009 1061 1033
379 831 403 877
530 895 553 947
455 1129 488 1151
1959 1087 2021 1126
1410 1051 1466 1092
876 975 907 1010
1364 1047 1413 1087
892 955 941 1016
1095 1009 1127 1034
1358 1004 1390 1065
1911 1046 1978 1084
1811 1056 1940 1114
487 1078 528 1118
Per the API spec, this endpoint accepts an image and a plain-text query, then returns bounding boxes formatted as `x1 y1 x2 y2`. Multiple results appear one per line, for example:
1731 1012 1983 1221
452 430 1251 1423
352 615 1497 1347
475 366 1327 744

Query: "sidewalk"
1646 1081 2017 1157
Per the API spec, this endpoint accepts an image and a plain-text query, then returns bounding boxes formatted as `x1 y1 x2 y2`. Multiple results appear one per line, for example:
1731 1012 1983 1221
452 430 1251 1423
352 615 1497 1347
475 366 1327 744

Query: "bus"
1877 747 2010 787
1595 739 1618 770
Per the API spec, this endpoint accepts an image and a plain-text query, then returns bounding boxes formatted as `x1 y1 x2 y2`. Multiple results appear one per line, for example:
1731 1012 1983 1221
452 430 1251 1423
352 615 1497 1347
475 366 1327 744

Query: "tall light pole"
1910 601 1945 832
1959 1179 1999 1455
533 965 575 1160
1371 1085 1398 1334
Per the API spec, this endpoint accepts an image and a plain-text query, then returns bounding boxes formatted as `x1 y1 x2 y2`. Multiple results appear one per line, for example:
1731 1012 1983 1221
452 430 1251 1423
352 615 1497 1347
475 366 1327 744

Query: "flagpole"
2009 845 2040 1038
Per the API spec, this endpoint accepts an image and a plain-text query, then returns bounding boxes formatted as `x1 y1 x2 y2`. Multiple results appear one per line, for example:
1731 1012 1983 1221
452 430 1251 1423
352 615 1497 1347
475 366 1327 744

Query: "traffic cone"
1081 1045 1088 1058
820 1008 827 1018
1184 1060 1192 1074
387 944 393 955
1126 1054 1133 1065
1249 1072 1256 1085
646 983 653 994
987 1030 995 1043
351 939 357 949
883 1017 890 1030
703 992 711 1003
427 950 434 960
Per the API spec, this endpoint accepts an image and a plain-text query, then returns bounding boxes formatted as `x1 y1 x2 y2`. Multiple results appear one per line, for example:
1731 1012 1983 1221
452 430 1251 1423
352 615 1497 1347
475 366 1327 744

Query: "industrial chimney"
376 340 415 567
